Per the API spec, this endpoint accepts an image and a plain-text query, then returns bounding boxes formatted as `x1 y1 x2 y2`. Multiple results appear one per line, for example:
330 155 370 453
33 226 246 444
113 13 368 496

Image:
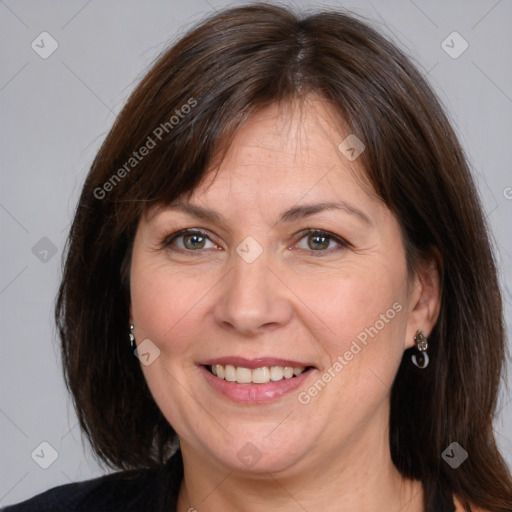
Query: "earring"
129 324 136 350
411 329 429 369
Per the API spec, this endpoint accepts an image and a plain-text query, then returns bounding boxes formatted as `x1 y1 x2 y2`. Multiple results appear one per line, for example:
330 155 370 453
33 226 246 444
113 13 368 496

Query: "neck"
176 407 424 512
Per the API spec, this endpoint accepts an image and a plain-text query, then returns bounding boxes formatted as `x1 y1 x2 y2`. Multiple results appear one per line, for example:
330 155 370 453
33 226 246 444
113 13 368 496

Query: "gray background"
1 0 511 506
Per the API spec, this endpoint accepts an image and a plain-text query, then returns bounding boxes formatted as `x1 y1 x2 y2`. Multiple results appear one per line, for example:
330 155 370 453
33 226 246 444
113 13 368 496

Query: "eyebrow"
279 201 371 225
159 200 372 226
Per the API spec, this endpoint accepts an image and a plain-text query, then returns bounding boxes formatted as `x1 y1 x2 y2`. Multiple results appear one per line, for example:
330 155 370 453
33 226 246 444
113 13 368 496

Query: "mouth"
206 363 314 384
199 358 316 403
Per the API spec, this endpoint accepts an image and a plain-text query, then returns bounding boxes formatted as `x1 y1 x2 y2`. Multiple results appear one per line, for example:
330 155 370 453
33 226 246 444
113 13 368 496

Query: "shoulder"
1 460 178 512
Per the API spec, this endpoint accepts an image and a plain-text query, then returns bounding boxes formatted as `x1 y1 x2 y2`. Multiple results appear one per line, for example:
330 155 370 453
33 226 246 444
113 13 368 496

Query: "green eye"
307 233 330 250
182 233 207 250
165 230 216 251
295 229 348 254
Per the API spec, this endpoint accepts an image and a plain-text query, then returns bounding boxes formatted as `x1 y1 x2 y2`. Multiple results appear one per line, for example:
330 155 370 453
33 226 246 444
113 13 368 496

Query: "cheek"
129 259 217 431
290 270 408 434
292 258 408 384
130 257 214 357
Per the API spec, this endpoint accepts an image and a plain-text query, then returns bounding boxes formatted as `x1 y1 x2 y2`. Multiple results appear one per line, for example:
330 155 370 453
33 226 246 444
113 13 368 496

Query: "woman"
3 3 512 511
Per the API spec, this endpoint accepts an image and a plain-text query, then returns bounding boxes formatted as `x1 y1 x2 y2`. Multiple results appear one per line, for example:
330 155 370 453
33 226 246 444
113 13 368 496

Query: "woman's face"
130 97 437 476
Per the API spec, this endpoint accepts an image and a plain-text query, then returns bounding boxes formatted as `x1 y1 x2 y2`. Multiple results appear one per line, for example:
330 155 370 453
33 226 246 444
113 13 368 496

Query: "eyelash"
162 228 350 256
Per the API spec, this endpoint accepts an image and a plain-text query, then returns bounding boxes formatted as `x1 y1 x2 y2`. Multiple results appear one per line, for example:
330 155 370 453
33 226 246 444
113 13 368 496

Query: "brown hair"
56 3 512 510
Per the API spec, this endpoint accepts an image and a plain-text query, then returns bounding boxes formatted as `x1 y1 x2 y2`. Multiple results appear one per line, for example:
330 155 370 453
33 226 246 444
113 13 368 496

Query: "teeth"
270 366 283 381
225 364 236 382
210 364 306 384
236 366 252 384
252 367 270 384
283 366 294 379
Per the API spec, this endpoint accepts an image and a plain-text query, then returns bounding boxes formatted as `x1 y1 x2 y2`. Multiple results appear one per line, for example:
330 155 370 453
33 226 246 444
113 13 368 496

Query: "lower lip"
200 365 313 404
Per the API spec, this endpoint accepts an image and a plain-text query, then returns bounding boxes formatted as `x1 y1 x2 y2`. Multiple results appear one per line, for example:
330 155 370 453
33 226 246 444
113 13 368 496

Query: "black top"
2 450 460 511
1 451 183 512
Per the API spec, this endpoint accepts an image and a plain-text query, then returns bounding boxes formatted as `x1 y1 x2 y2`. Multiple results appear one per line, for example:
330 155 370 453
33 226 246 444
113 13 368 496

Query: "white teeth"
252 367 270 384
209 364 307 384
270 366 284 381
224 364 236 382
236 366 252 384
283 366 294 379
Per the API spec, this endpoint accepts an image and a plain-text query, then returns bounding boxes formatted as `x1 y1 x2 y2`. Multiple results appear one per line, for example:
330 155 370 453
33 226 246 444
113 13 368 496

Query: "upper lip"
202 357 314 369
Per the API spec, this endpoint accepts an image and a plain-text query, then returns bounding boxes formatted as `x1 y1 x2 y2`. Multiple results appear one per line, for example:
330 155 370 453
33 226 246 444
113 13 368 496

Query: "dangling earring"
411 329 429 369
129 324 136 350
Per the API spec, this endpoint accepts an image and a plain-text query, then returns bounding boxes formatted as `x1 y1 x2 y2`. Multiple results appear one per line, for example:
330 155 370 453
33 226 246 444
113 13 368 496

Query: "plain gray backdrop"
1 0 511 506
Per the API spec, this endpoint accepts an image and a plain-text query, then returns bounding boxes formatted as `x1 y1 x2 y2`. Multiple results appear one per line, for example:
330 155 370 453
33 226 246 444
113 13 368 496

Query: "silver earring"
129 324 136 350
411 329 429 369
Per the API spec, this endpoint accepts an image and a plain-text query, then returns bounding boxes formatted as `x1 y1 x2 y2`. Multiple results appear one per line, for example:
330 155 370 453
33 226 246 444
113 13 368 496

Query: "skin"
129 95 441 511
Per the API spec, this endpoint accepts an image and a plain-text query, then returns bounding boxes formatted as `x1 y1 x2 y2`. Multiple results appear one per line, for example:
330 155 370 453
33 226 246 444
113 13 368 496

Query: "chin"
205 430 312 475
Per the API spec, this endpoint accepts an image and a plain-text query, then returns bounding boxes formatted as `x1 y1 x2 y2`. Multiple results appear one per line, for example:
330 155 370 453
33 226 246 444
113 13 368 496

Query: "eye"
162 228 349 255
163 229 219 251
293 229 349 254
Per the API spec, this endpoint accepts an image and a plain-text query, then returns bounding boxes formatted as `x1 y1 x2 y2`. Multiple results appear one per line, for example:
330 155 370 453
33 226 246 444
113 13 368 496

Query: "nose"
214 252 293 336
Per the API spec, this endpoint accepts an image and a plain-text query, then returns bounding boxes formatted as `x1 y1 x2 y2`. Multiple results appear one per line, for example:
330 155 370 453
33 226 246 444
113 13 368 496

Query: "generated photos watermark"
93 97 197 200
442 442 468 469
298 301 403 405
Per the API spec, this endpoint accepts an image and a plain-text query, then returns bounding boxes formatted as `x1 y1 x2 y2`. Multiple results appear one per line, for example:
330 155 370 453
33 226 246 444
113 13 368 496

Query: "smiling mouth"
206 364 314 384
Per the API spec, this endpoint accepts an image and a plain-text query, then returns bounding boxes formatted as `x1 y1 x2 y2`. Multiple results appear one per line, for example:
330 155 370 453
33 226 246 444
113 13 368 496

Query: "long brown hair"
56 3 512 510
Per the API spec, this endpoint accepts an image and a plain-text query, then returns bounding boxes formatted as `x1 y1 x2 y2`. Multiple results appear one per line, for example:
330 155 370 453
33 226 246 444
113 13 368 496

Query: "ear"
404 247 442 349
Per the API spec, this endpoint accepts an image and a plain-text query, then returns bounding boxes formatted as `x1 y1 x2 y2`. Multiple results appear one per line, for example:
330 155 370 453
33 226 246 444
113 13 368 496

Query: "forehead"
187 97 377 211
